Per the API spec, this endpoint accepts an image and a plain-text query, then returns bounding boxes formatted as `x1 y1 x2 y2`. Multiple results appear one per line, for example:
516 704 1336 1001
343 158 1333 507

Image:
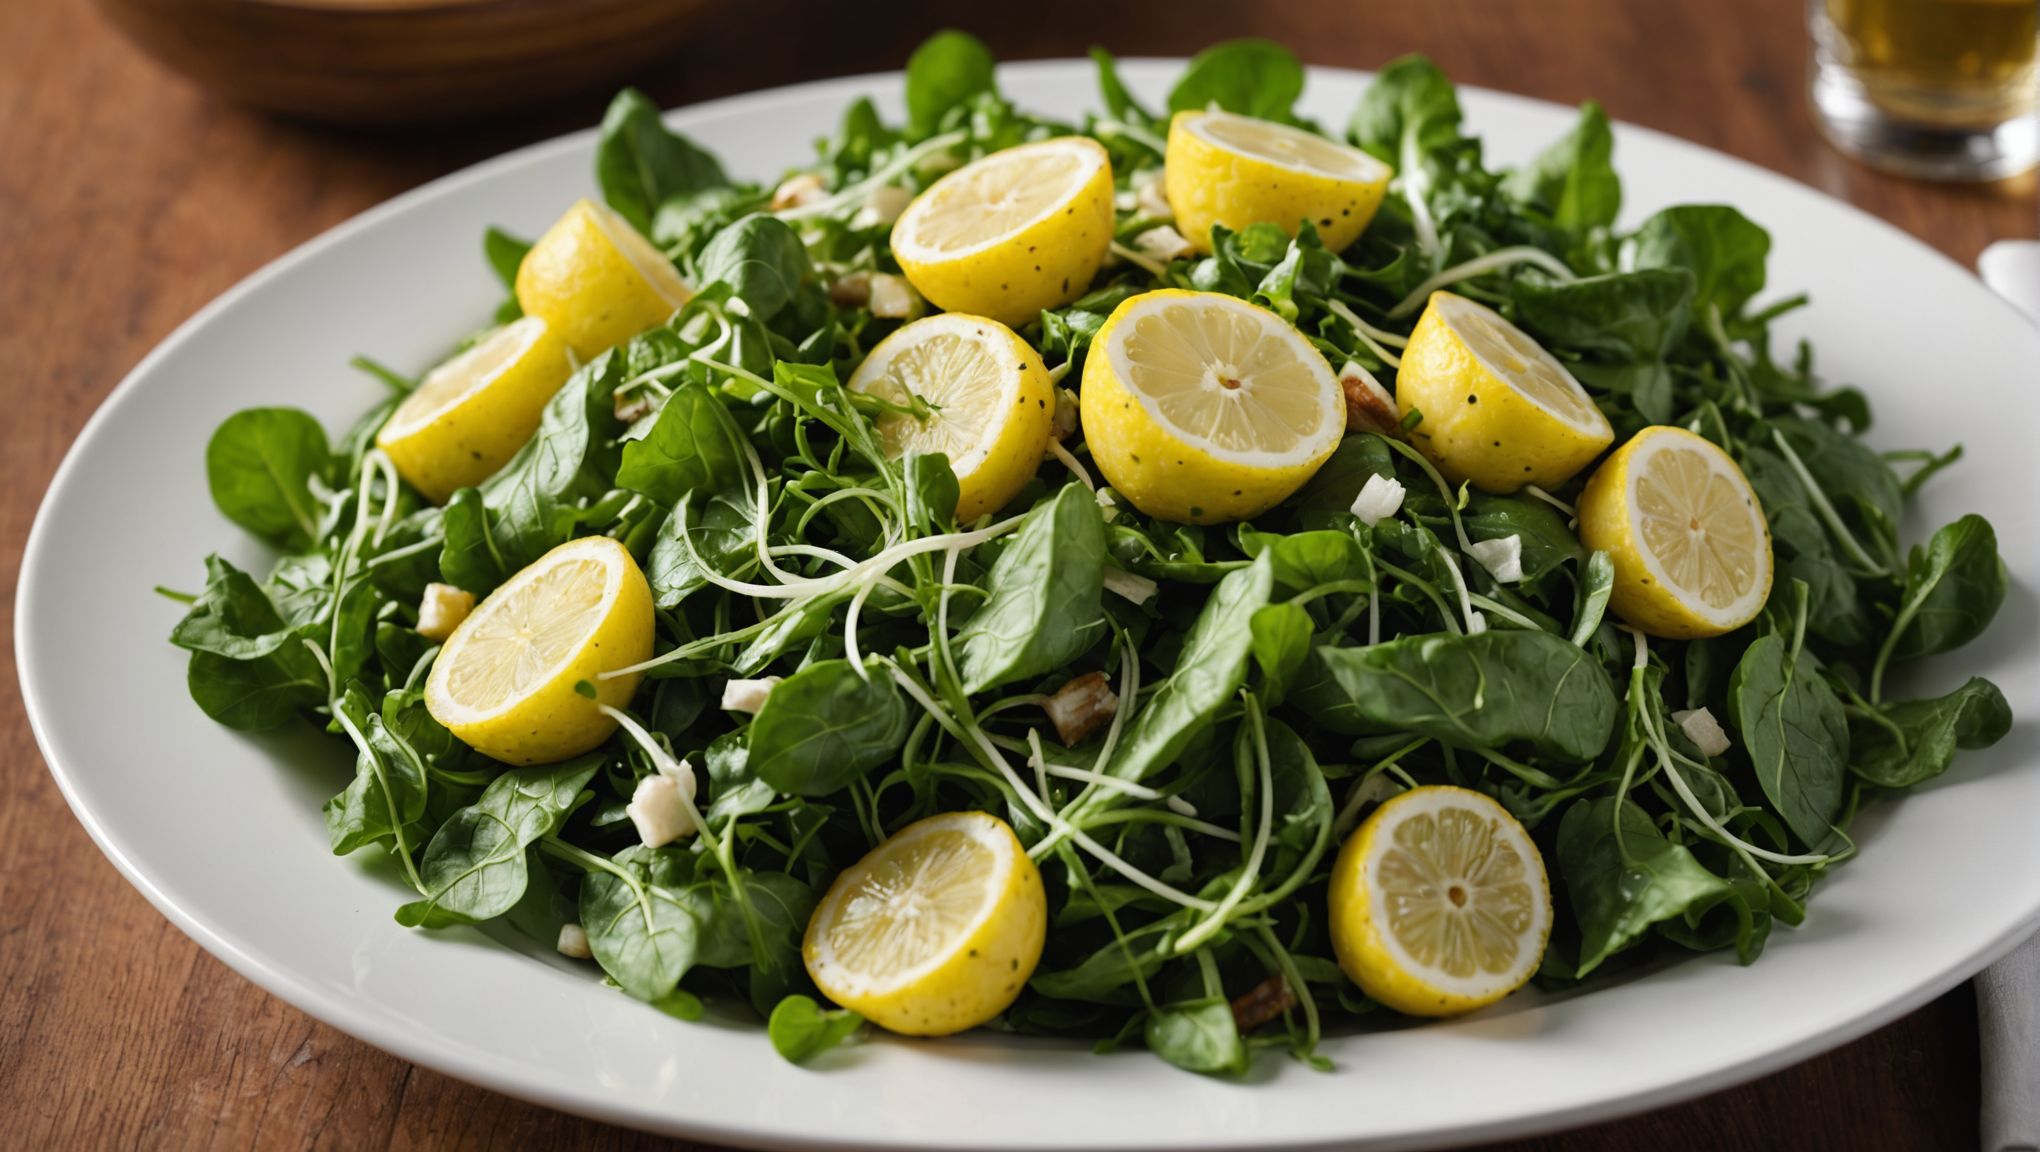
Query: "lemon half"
1328 785 1551 1017
515 198 691 360
424 536 652 765
1394 291 1615 494
1081 289 1344 524
891 137 1115 328
803 810 1047 1037
846 313 1055 523
1578 425 1772 639
376 316 575 504
1165 110 1392 254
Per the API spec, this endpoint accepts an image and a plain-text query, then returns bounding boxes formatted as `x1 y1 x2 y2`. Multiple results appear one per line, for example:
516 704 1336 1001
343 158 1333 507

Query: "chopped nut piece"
1230 976 1296 1032
1131 224 1195 264
1135 169 1172 219
1350 473 1405 528
849 185 913 230
722 676 782 714
1341 361 1400 436
614 390 654 425
867 273 924 320
1041 671 1120 746
1671 707 1733 758
415 582 475 643
770 172 826 211
1051 386 1081 441
556 923 594 960
1101 565 1156 605
828 271 872 309
1467 534 1523 583
627 762 699 848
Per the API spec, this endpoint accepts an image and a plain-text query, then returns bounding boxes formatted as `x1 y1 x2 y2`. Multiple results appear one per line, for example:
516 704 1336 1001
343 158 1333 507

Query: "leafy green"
1557 797 1737 977
1501 100 1620 231
1145 998 1249 1075
1728 630 1849 848
769 995 863 1061
696 214 812 322
596 88 730 235
1631 204 1769 318
1886 514 2006 663
1167 39 1305 123
205 408 332 551
957 483 1107 693
1850 677 2012 789
396 757 601 927
905 30 997 139
747 659 909 796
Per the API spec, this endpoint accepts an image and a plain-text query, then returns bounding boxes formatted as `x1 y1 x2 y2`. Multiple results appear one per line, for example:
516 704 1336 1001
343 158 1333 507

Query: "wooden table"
3 0 2032 1147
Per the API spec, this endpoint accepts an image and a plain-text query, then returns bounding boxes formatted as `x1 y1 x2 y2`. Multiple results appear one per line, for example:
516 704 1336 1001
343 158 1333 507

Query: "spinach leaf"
1728 631 1849 847
1167 39 1304 123
704 729 777 825
1089 46 1156 126
1771 415 1902 550
324 689 429 856
646 488 756 608
1348 54 1462 168
185 645 326 731
1105 553 1274 782
579 864 700 1002
1887 514 2006 663
1740 447 1866 646
957 483 1107 693
1501 100 1620 231
483 227 531 290
476 351 626 571
1512 269 1694 364
905 30 997 139
1261 530 1370 597
1557 797 1736 977
205 408 332 550
1850 677 2012 789
1265 716 1332 851
1286 433 1395 530
616 380 750 505
170 554 296 659
437 487 509 597
1249 602 1313 709
747 659 909 796
395 757 602 928
695 214 812 322
1631 204 1769 319
653 185 769 258
1295 629 1618 761
769 995 862 1062
1145 997 1249 1075
596 88 729 235
1461 492 1585 594
904 451 960 536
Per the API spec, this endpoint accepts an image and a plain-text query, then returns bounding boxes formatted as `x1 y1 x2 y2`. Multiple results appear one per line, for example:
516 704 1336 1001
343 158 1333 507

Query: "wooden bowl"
94 0 724 125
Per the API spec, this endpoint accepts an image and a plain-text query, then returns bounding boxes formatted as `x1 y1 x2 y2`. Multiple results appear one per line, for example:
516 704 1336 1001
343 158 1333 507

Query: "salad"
163 33 2011 1076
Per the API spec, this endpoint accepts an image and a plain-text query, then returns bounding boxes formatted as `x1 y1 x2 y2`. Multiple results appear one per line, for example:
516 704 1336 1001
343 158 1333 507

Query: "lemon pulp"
1081 289 1343 524
425 536 651 765
1329 785 1551 1016
376 316 574 504
846 313 1054 523
803 810 1046 1036
1578 425 1772 638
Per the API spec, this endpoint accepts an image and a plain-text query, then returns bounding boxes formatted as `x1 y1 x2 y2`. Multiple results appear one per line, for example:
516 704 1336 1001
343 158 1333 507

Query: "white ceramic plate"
19 60 2040 1151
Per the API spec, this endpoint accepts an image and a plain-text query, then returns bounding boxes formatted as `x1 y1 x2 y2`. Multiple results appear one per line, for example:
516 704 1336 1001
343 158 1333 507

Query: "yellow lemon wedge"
424 536 653 765
515 198 691 360
375 316 575 504
1080 288 1344 524
1165 109 1392 254
891 137 1115 328
1394 290 1616 494
1328 785 1551 1017
1577 425 1773 639
846 313 1055 523
803 810 1047 1037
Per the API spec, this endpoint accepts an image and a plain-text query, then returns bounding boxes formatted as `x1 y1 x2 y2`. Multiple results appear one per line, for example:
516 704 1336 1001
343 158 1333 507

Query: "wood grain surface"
2 0 2033 1148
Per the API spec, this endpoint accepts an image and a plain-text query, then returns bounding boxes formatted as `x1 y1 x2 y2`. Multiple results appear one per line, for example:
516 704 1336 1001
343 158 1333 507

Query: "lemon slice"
803 810 1047 1037
846 313 1055 523
1578 425 1773 639
424 536 653 765
1165 109 1392 255
375 316 575 504
515 198 691 360
1328 785 1551 1017
1395 291 1615 494
891 137 1115 328
1080 288 1344 524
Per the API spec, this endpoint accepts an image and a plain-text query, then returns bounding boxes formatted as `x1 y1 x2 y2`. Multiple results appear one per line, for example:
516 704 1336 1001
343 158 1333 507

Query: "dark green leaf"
205 408 332 550
1728 631 1848 846
596 88 730 234
1167 39 1305 122
1145 997 1249 1075
1850 676 2012 789
768 995 862 1062
579 866 700 1001
1500 100 1620 231
396 757 602 927
483 227 532 291
616 381 750 505
1889 514 2006 662
695 214 812 322
1557 797 1735 977
958 483 1107 693
1348 54 1463 168
1631 204 1769 319
748 659 908 796
1249 602 1313 708
905 30 997 139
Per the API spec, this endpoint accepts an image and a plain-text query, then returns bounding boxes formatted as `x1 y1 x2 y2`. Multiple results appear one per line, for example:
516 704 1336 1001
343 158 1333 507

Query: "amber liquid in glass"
1827 0 2037 125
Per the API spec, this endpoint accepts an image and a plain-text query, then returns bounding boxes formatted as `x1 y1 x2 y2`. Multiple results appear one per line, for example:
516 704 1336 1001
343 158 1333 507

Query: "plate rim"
17 57 2039 1151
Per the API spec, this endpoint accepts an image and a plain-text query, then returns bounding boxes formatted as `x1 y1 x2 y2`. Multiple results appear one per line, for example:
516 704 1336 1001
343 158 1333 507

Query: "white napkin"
1976 237 2040 1152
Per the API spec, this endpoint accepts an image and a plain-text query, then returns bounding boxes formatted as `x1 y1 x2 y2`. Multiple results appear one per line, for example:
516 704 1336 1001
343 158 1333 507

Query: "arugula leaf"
595 88 730 235
1501 100 1620 232
957 483 1107 694
205 408 332 550
1167 39 1305 123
